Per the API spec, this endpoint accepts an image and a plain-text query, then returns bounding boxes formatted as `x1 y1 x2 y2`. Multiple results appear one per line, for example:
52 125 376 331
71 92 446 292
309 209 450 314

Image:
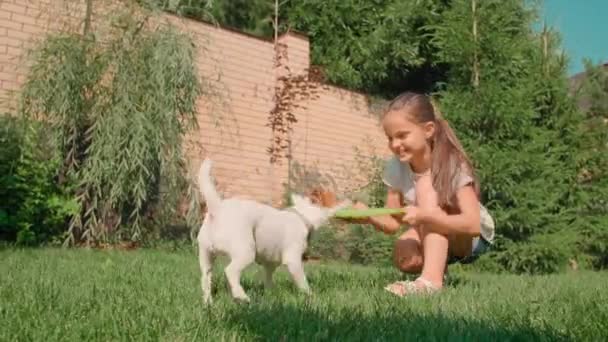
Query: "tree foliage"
141 0 274 36
283 0 444 95
571 60 608 269
150 0 450 96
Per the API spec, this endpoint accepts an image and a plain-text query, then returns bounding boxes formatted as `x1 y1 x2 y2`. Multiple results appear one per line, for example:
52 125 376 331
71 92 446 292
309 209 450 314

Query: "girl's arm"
419 185 481 237
362 189 404 235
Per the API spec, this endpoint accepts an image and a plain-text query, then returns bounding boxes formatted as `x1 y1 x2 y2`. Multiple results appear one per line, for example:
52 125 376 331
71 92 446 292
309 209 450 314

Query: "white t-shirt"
382 156 495 243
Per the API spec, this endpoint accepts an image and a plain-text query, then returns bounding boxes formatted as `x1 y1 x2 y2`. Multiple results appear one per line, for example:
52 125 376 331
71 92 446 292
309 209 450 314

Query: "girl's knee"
394 254 423 273
393 239 423 273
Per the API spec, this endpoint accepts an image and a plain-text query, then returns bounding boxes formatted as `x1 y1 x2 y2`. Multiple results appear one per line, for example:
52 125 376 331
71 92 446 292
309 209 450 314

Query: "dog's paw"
233 295 251 303
202 295 214 305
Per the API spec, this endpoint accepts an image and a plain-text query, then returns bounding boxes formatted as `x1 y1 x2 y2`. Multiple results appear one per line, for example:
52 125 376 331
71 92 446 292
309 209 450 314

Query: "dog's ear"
308 187 338 207
307 188 321 205
323 191 338 207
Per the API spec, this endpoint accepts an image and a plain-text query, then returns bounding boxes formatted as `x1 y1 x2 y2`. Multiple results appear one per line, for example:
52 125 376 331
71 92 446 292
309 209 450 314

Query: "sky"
540 0 608 76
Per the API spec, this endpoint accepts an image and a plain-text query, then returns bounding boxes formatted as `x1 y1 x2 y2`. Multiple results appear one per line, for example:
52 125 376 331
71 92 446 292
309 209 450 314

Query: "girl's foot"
384 277 441 297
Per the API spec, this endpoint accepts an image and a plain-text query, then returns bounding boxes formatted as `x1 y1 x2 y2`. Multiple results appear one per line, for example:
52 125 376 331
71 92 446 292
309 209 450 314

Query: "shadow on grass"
220 299 568 341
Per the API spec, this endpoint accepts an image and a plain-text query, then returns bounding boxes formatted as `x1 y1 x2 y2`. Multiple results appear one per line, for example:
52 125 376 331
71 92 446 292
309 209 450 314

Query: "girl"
348 92 495 297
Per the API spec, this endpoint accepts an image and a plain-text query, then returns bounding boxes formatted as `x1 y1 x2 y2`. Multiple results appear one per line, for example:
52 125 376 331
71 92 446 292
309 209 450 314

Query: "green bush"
494 241 566 275
343 224 395 266
579 219 608 270
307 226 344 261
0 116 79 245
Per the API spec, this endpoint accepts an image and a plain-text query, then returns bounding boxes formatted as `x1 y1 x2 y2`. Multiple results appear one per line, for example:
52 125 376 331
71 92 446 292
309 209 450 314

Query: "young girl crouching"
348 92 495 297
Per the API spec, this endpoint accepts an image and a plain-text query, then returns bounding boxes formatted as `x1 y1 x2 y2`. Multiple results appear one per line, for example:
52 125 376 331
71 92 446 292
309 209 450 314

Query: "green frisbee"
333 207 406 219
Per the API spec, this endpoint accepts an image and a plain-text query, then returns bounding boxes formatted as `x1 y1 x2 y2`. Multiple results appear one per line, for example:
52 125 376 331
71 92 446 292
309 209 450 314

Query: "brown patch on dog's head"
308 187 338 208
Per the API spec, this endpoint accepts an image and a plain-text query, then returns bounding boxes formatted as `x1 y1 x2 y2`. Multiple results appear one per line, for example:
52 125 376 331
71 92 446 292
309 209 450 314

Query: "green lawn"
1 248 606 341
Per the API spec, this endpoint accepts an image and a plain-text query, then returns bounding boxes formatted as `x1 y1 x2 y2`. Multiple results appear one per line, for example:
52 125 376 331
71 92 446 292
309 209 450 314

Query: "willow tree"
18 1 204 245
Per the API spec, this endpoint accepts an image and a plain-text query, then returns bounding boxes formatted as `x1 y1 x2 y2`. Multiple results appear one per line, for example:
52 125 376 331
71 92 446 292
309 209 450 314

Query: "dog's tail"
198 158 221 214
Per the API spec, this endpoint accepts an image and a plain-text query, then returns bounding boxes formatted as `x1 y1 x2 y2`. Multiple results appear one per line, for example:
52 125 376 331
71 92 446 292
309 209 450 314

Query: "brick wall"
0 0 390 205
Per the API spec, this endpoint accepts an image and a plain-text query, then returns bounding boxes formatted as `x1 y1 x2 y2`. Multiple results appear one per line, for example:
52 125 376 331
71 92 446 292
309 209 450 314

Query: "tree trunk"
472 0 480 88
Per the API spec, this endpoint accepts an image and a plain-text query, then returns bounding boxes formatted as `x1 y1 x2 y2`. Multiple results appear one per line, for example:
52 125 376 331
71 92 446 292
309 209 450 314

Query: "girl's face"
382 110 435 165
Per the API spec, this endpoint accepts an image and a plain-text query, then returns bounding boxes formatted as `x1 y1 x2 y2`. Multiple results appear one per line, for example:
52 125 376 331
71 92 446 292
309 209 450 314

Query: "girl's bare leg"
415 175 449 288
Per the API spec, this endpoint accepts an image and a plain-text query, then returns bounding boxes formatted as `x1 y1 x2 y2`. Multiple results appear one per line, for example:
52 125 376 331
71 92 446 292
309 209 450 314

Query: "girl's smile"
382 110 434 172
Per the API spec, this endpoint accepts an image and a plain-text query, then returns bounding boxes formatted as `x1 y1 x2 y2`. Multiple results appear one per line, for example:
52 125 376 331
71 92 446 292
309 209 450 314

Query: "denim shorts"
447 236 492 265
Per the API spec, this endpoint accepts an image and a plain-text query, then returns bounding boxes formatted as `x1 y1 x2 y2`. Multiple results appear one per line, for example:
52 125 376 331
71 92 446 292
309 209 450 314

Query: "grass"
1 248 607 341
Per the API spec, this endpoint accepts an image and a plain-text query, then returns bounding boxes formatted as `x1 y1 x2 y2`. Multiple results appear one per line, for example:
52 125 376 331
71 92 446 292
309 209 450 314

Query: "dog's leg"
263 263 278 290
225 252 254 302
285 257 311 294
199 246 214 304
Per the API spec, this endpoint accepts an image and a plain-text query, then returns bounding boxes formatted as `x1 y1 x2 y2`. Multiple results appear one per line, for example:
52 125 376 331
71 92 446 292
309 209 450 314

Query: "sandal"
384 277 440 297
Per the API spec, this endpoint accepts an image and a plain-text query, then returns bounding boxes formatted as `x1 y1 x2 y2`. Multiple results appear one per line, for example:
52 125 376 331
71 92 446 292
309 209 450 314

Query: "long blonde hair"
384 92 479 209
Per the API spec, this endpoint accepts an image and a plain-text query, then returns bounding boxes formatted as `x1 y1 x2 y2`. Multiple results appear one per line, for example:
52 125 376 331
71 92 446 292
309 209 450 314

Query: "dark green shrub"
307 227 344 261
579 218 608 270
0 116 79 245
494 241 567 275
344 224 395 266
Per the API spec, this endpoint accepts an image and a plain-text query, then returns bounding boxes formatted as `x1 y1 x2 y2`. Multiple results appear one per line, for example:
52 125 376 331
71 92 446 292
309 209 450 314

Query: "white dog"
196 158 350 303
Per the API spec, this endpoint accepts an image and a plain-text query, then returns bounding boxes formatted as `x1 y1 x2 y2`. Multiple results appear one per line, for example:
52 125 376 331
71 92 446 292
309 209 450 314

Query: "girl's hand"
402 205 443 227
402 205 425 226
